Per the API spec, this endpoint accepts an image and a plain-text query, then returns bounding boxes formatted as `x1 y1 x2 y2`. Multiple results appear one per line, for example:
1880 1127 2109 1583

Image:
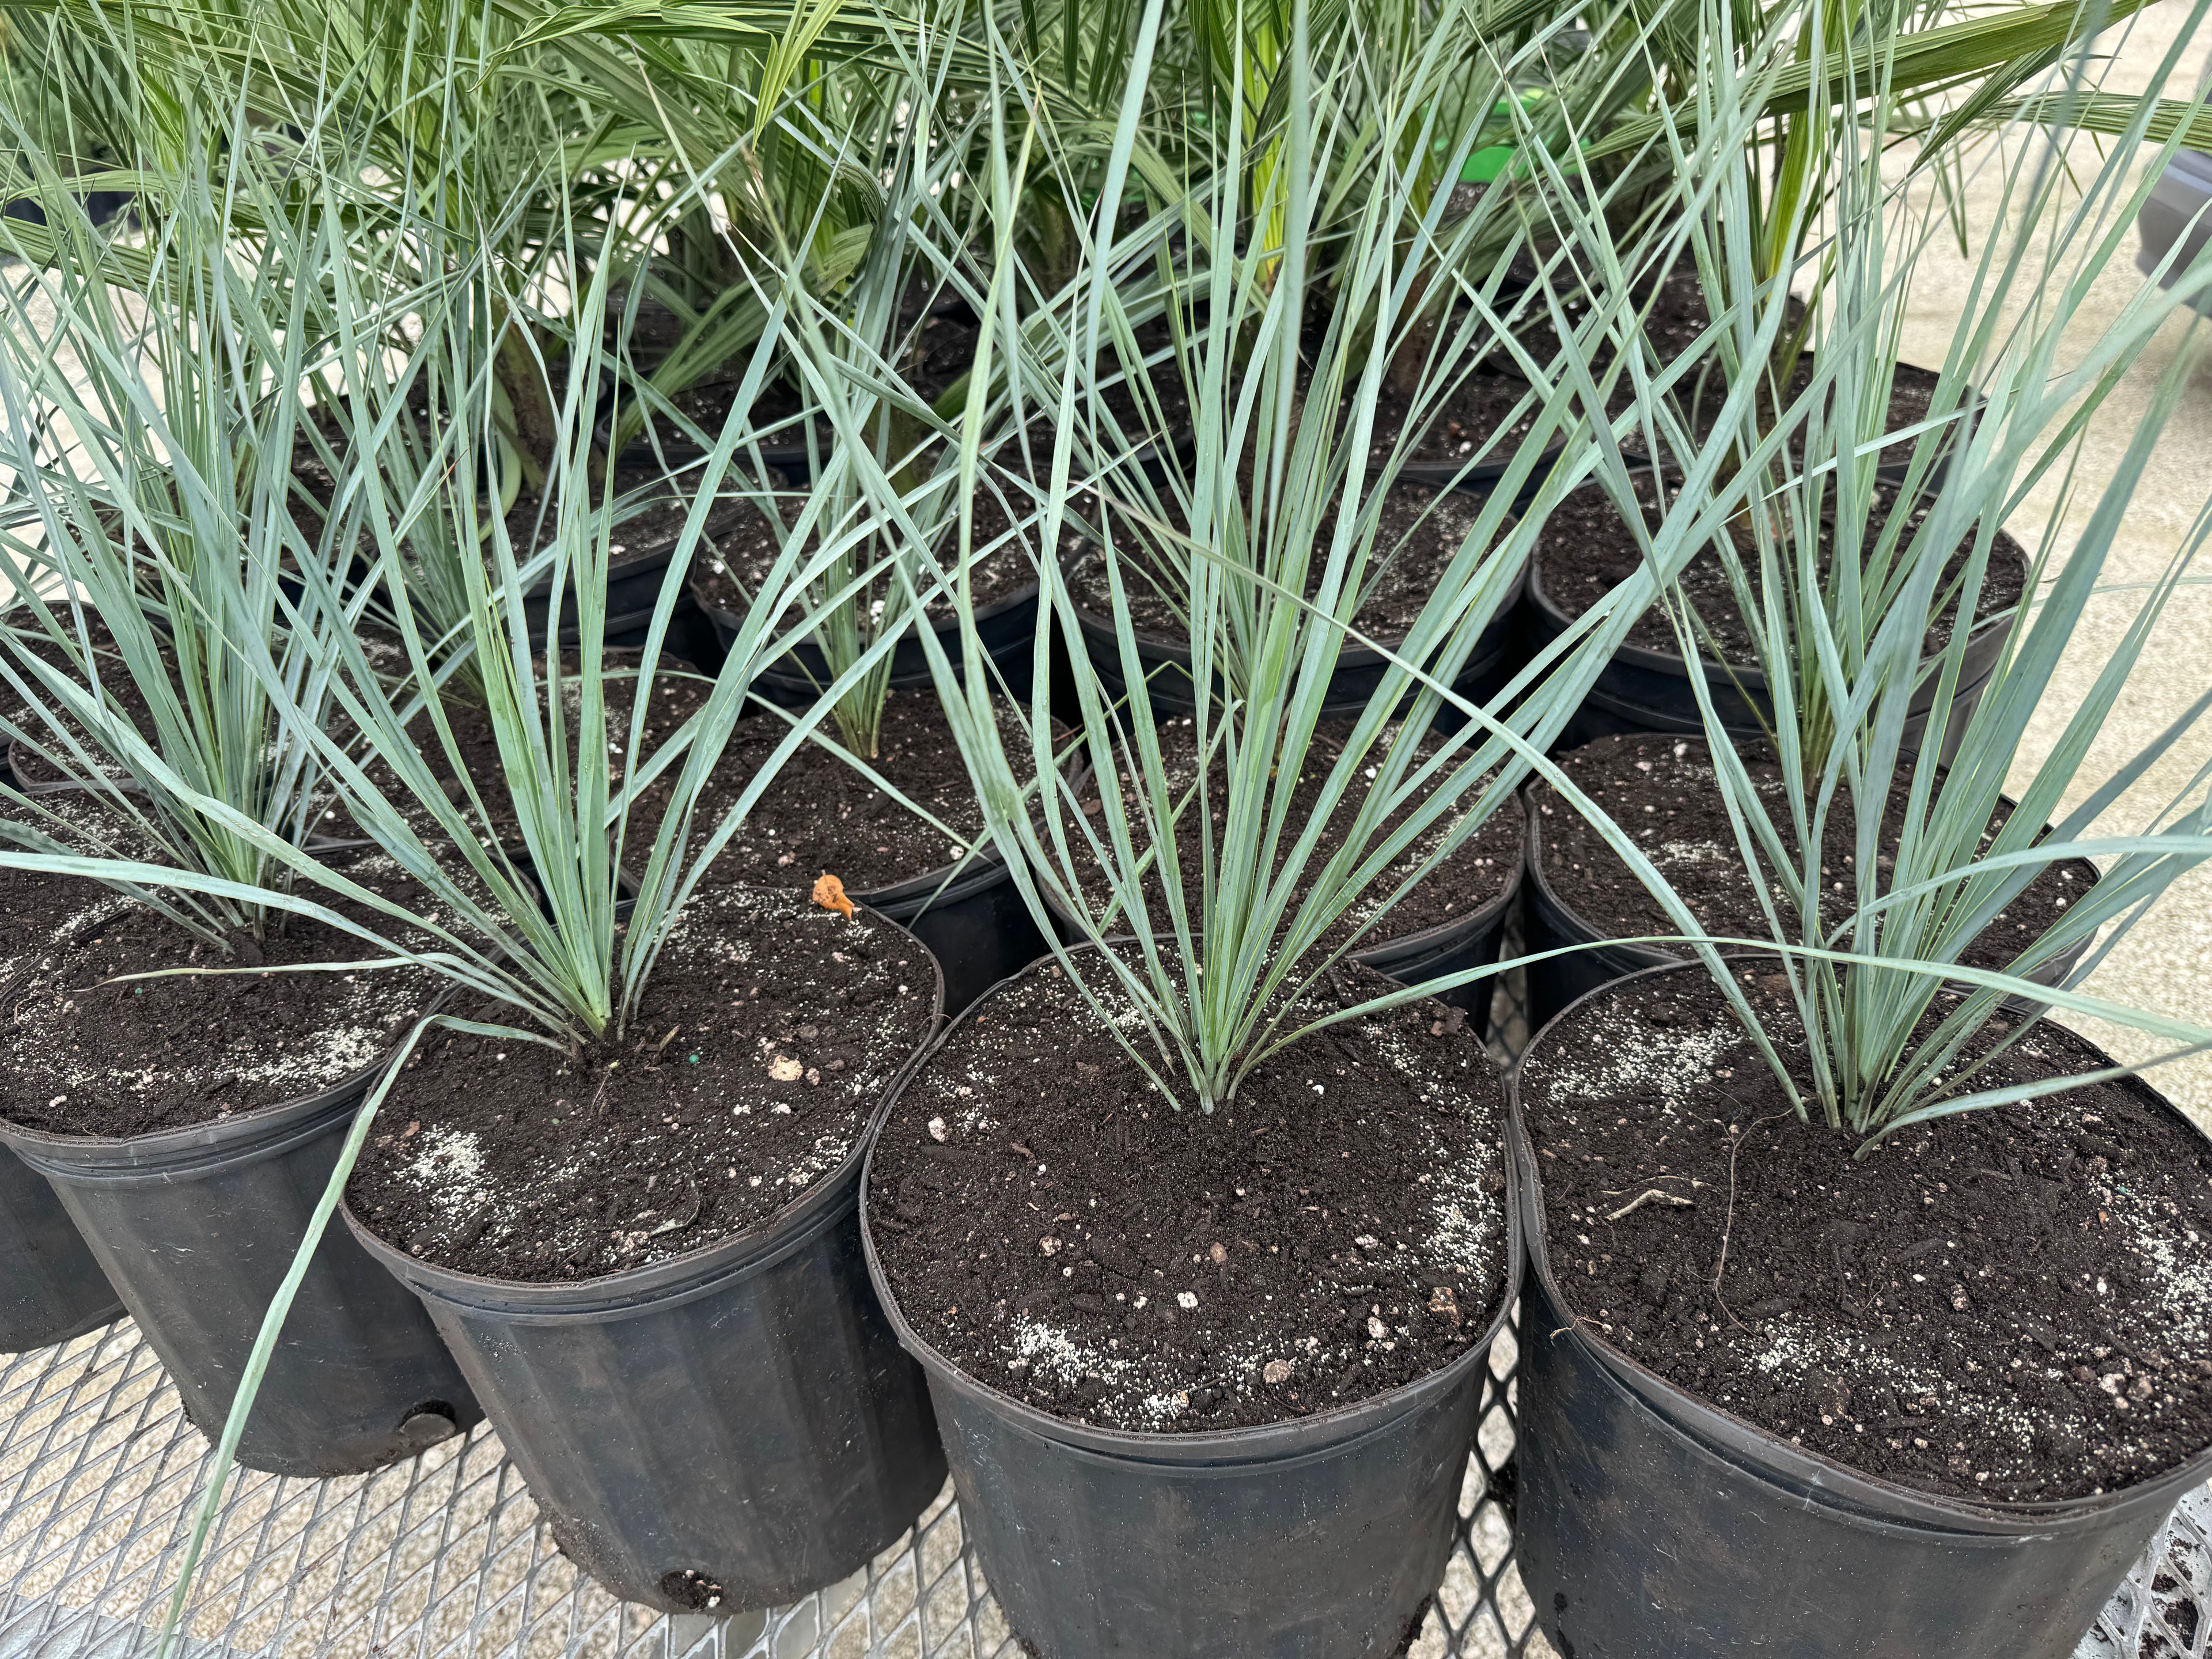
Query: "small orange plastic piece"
812 872 855 920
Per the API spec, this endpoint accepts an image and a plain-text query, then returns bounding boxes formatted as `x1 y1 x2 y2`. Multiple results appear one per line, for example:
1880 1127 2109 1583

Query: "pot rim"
700 579 1044 652
341 901 947 1307
1522 487 2022 688
1510 951 2212 1526
520 499 752 598
858 941 1525 1463
0 943 461 1170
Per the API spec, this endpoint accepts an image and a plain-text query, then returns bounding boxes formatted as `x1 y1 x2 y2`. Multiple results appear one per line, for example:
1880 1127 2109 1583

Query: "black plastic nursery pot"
342 950 951 1617
520 505 744 659
0 1145 122 1350
859 857 1048 1017
1518 752 2101 1033
857 961 1525 1659
1522 547 2005 760
599 381 826 482
1360 861 1523 1025
1071 561 1529 724
1506 967 2212 1659
0 1071 483 1477
1392 438 1571 503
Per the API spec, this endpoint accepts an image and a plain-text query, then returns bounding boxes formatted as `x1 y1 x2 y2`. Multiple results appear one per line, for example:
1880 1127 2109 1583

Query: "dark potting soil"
1531 475 2028 664
1070 715 1523 956
615 679 1037 897
1528 733 2097 972
346 884 937 1280
870 955 1509 1433
689 480 1039 623
0 850 453 1139
1098 313 1196 451
1660 354 1960 475
0 794 163 988
1520 965 2212 1502
2 618 169 790
1060 479 1498 639
1366 368 1554 469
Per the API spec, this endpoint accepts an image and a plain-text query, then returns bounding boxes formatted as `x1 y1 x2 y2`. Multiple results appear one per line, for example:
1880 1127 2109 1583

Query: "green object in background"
1457 90 1590 184
1461 145 1519 184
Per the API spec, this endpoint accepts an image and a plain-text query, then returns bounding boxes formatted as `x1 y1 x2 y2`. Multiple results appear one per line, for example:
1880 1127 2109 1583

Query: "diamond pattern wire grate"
0 941 2191 1659
0 1316 1537 1659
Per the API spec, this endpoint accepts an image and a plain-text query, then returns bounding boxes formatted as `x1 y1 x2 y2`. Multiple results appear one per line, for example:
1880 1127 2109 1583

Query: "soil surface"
616 679 1045 897
347 884 937 1279
1520 965 2212 1502
1528 733 2098 972
2 617 169 790
1098 313 1196 453
870 953 1509 1433
0 794 164 989
1062 479 1499 639
1531 475 2028 664
689 478 1039 623
1366 367 1559 471
1067 715 1523 956
0 850 455 1138
1657 355 1963 475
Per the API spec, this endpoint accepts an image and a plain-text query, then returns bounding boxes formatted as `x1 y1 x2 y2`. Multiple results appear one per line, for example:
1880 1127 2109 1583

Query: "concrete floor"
1898 5 2212 1128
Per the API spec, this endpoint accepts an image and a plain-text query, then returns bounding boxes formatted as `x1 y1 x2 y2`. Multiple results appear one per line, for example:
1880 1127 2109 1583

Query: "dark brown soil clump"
1529 733 2096 972
347 885 937 1280
870 955 1509 1433
1531 476 2028 664
1069 715 1522 955
1520 966 2212 1502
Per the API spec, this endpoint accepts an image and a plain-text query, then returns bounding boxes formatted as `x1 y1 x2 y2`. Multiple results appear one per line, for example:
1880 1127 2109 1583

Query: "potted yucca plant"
1517 122 2098 1028
677 88 1109 1012
1472 0 2212 743
188 248 960 1619
1508 28 2212 1653
853 7 1773 1649
0 110 483 1474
